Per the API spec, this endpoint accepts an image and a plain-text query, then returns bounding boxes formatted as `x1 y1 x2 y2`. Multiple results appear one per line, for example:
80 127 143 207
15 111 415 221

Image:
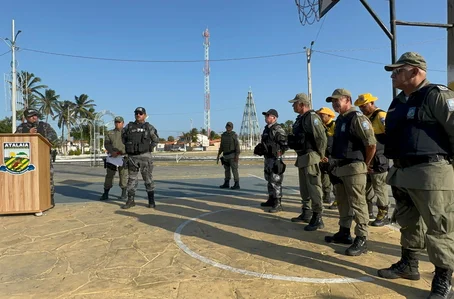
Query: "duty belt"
393 155 449 168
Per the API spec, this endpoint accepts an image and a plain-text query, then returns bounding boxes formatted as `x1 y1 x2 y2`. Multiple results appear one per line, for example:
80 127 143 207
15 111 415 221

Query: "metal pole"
390 0 398 98
306 41 314 109
11 20 17 133
448 0 454 90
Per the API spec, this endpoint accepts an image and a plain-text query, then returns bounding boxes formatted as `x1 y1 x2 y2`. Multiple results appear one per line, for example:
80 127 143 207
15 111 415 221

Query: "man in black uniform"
122 107 159 209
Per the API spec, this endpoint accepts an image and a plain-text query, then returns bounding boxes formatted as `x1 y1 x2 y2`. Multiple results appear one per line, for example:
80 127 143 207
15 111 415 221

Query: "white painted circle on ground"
174 207 374 284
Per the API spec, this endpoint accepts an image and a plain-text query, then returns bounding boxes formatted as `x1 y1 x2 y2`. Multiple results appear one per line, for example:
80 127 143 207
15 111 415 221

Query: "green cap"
288 93 310 105
114 116 124 122
326 88 352 103
384 52 427 71
226 121 233 128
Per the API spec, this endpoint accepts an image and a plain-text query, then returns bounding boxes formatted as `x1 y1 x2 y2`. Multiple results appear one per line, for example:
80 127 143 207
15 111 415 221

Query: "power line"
0 50 11 57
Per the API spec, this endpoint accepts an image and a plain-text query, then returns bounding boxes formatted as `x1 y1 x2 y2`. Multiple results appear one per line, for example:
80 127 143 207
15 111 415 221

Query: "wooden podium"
0 133 52 215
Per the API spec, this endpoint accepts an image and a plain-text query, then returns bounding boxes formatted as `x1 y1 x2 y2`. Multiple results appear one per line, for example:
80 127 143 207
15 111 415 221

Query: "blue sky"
0 0 448 138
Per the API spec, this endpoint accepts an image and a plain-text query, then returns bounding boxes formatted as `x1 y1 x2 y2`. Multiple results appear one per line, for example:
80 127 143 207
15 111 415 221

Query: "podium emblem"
0 142 36 175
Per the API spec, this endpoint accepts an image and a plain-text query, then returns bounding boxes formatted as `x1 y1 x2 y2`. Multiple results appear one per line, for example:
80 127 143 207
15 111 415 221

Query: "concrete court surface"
0 161 451 299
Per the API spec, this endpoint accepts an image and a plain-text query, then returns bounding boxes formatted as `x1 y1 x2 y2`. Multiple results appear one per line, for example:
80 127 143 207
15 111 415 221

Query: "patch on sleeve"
437 85 450 91
361 121 370 130
447 98 454 111
356 111 363 116
380 117 386 125
314 119 319 126
407 107 416 119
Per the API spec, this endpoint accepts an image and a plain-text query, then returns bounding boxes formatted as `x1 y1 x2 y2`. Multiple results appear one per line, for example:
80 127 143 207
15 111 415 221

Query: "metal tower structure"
202 28 211 138
239 88 261 150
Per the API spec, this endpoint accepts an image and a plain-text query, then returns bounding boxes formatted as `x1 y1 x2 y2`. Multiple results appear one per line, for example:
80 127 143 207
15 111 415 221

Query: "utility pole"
449 0 454 90
389 0 398 98
304 41 314 109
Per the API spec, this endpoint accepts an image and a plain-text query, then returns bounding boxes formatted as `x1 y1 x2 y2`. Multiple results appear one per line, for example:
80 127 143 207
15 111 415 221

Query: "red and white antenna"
202 28 211 138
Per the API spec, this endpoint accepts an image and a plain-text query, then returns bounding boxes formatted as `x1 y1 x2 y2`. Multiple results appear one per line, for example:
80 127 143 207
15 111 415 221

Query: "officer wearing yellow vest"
354 93 390 227
378 52 454 299
324 88 377 256
315 107 336 206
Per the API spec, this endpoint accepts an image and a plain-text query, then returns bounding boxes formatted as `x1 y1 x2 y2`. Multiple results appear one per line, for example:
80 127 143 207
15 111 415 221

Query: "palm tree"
37 89 60 123
282 120 294 135
53 100 76 143
73 94 96 120
16 71 47 109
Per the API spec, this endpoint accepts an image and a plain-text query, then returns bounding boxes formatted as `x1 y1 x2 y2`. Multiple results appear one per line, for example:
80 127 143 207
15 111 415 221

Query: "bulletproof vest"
220 131 237 155
291 110 317 154
325 120 335 156
124 122 154 155
384 84 451 159
332 111 365 161
368 109 388 172
20 121 46 136
261 123 283 157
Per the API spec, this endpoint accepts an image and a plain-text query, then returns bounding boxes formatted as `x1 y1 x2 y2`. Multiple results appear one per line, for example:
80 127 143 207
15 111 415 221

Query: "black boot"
260 195 274 207
371 206 389 227
291 208 312 223
345 236 367 256
120 188 127 200
50 194 55 208
377 247 420 280
368 201 375 219
147 191 156 209
304 212 324 231
428 267 453 298
100 188 110 200
325 226 354 244
268 198 283 213
122 195 135 209
219 180 230 189
230 181 240 190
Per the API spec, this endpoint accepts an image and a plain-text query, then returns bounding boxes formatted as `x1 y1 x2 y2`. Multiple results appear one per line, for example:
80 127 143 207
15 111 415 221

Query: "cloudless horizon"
0 0 449 139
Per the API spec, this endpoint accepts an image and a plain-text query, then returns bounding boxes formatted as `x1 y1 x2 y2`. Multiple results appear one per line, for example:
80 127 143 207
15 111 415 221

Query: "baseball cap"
288 93 310 105
384 52 427 71
262 109 279 118
134 107 146 114
326 88 352 103
24 108 39 118
316 107 336 119
354 93 378 107
226 121 233 128
114 116 124 122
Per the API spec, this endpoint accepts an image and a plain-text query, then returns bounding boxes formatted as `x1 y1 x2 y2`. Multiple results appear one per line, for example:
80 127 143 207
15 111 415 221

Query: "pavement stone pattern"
0 162 450 299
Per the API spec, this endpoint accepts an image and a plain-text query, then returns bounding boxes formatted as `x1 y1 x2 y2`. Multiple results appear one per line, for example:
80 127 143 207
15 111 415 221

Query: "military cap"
316 107 336 119
262 109 279 118
288 93 310 106
326 88 352 103
384 52 427 72
134 107 146 114
226 121 233 128
114 116 124 122
24 108 39 118
354 93 378 107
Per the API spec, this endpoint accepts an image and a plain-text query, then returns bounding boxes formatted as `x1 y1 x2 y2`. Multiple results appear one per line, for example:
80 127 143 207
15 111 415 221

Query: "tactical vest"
332 111 365 161
261 123 284 158
384 84 452 159
20 121 46 135
368 109 388 172
220 131 237 155
325 120 335 156
292 111 317 154
124 122 155 155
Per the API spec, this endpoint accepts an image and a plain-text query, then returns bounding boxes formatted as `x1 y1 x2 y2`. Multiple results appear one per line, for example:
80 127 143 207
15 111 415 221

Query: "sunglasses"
135 112 144 115
392 67 411 76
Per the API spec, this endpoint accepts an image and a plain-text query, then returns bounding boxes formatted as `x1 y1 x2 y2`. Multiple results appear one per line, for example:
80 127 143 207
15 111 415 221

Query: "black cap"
262 109 279 118
24 109 39 118
134 107 146 114
226 121 233 128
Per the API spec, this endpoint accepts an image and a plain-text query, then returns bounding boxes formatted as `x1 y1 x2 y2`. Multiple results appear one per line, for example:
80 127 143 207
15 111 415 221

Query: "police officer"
122 107 159 209
255 109 288 213
287 93 328 231
217 122 241 190
100 116 128 201
354 93 390 226
324 89 377 256
378 52 454 298
15 108 58 207
315 107 336 206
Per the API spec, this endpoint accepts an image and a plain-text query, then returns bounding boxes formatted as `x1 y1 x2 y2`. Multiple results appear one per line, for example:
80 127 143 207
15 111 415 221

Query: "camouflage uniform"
15 117 58 206
218 122 241 189
378 52 454 298
122 119 159 209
